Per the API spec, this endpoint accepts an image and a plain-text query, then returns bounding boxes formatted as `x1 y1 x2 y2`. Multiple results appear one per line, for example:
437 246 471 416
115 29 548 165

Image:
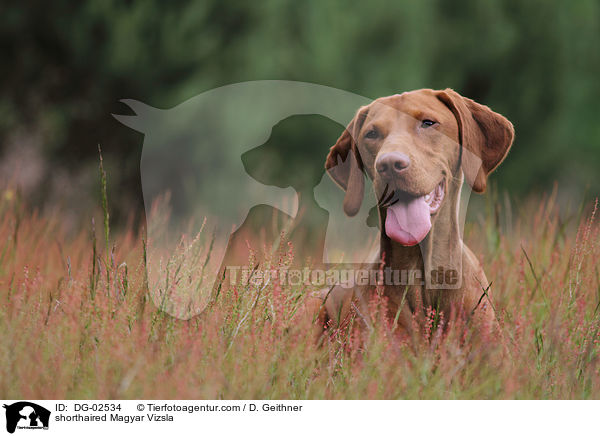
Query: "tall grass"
0 182 598 399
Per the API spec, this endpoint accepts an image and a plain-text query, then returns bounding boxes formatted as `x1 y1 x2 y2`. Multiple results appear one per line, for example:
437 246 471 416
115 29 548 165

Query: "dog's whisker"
378 189 399 209
377 185 389 206
378 185 400 209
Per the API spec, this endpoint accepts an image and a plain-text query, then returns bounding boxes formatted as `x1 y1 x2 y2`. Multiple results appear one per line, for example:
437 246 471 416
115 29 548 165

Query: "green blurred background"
1 0 599 228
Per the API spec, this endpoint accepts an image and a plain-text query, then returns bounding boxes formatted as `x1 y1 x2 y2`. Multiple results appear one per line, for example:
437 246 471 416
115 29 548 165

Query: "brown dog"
313 88 514 335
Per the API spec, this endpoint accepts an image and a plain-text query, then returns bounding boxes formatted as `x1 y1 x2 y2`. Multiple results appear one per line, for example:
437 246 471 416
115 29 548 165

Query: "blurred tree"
0 0 598 227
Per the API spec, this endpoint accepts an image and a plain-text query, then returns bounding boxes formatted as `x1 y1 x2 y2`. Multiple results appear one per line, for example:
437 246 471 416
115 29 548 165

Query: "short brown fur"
315 88 514 337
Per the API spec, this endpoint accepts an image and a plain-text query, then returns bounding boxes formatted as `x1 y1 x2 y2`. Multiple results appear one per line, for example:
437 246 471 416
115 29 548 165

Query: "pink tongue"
385 196 431 246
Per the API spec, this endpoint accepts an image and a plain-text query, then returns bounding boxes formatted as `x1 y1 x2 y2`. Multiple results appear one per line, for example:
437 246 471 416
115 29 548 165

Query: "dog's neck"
379 173 464 288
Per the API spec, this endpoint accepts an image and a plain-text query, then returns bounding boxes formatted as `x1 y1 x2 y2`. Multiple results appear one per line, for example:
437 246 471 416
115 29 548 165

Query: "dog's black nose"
375 152 410 177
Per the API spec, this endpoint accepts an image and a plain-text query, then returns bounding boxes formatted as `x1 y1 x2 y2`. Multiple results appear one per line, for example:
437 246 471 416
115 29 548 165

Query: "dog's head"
326 88 514 246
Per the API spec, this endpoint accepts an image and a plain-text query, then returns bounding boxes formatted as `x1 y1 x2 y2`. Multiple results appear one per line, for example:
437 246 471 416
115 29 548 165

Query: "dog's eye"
365 129 379 139
421 119 437 128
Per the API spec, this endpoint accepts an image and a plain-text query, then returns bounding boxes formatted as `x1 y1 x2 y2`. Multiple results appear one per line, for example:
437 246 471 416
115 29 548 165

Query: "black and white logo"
3 402 50 434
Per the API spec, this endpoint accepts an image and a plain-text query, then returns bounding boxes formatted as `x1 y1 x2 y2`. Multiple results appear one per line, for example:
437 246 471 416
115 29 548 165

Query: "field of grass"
1 180 599 399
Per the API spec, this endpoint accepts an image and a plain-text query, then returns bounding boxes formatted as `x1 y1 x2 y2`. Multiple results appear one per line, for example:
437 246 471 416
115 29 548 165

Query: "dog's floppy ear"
325 106 369 216
436 88 514 193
